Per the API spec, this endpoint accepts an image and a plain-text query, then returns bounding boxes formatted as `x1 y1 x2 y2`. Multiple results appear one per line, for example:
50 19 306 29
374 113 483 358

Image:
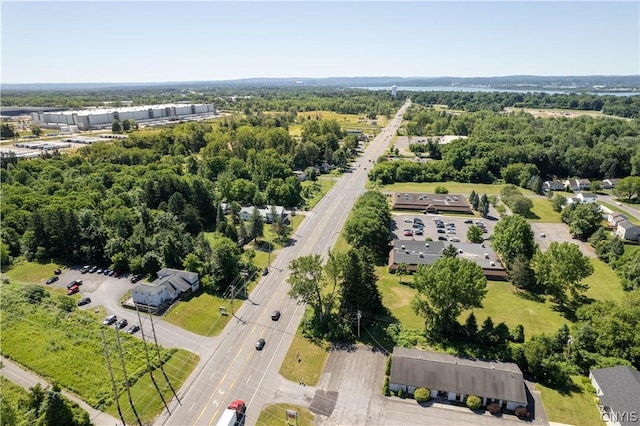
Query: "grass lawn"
376 266 422 329
462 281 569 338
106 349 199 425
302 176 338 209
163 291 231 336
537 375 603 426
380 181 535 196
583 258 624 304
2 259 64 285
527 198 562 223
279 319 329 386
256 403 315 426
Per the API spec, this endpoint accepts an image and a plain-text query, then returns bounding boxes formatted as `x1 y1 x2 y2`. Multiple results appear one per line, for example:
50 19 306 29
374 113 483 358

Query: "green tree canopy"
491 214 536 267
411 256 487 335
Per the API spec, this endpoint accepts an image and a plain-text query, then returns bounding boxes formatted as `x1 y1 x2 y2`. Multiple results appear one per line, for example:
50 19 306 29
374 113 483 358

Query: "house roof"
591 366 640 426
544 180 564 186
618 220 638 230
390 347 527 404
577 192 597 198
610 213 628 221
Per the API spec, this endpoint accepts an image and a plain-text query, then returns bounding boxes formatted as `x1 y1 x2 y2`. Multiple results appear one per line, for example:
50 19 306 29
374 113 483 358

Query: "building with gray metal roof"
390 347 527 412
590 365 640 426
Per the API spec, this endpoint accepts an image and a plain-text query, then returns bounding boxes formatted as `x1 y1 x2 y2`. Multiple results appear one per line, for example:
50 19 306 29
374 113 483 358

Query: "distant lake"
354 86 640 96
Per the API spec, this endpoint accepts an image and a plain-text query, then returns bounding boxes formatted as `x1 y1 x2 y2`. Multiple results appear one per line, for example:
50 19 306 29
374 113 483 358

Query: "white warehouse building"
31 103 216 130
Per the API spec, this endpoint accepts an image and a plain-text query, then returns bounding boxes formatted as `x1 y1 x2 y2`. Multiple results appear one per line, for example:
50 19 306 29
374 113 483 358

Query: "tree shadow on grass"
551 295 595 322
514 289 546 303
525 211 541 220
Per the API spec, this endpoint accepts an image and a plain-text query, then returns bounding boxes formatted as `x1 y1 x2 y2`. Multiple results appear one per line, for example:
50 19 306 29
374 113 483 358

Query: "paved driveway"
529 222 596 258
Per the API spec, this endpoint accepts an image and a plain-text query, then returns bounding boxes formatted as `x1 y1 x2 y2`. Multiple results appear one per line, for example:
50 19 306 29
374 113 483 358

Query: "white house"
563 178 591 191
576 192 598 203
602 178 621 189
608 213 628 227
132 268 199 308
239 205 286 223
389 347 527 412
616 221 640 241
590 365 640 426
543 180 565 192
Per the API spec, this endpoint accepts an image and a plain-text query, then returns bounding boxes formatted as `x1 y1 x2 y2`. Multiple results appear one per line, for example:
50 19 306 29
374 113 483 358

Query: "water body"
354 86 640 96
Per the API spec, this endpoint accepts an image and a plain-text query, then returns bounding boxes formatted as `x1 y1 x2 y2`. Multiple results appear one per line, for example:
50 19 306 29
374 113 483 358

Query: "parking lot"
392 213 496 244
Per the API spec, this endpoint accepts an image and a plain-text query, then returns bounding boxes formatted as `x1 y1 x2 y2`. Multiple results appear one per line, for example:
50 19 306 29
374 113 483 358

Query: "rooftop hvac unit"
490 261 496 266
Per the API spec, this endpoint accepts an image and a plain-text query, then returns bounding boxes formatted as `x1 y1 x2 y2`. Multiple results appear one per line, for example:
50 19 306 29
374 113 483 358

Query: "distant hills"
2 75 639 92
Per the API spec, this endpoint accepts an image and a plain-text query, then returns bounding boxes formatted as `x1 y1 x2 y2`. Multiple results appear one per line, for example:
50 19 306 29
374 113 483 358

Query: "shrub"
385 356 392 376
487 402 501 415
435 186 449 194
515 406 530 419
383 376 390 396
414 387 431 403
466 395 482 410
397 387 406 399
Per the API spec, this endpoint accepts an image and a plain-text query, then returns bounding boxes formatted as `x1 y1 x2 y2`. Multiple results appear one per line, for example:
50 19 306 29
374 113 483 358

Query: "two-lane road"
157 100 411 426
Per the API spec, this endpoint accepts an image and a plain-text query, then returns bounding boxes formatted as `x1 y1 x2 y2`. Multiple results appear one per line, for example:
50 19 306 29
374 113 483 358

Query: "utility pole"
115 326 143 426
230 285 236 315
147 308 181 404
240 270 248 298
357 310 362 338
102 330 126 426
135 302 170 415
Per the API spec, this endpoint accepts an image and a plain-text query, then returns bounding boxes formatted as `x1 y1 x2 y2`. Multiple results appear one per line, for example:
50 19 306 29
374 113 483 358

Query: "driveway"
529 222 596 258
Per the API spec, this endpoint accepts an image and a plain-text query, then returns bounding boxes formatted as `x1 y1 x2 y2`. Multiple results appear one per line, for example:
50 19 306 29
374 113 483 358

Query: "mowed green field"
537 376 604 426
381 181 536 196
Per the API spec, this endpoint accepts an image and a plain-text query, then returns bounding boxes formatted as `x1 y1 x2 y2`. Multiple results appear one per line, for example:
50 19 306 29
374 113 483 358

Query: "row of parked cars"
81 265 122 277
102 315 140 334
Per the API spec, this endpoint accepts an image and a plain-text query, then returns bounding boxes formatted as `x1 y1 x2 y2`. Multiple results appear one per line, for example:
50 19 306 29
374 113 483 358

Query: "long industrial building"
30 103 216 130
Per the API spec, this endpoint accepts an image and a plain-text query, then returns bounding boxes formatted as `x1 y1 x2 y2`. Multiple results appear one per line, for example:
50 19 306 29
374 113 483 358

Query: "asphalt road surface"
156 101 411 426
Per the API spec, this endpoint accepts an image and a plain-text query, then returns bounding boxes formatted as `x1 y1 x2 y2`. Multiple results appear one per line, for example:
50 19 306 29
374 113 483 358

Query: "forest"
370 105 640 186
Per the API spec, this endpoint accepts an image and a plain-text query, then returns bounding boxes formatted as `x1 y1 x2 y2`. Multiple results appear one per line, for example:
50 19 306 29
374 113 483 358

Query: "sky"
1 1 639 84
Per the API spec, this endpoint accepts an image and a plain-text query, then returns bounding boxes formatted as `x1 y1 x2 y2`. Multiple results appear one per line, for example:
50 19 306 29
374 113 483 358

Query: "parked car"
255 338 266 350
66 285 79 295
67 279 82 289
404 218 413 223
438 236 448 241
102 315 117 325
262 268 269 276
96 268 104 274
77 297 91 306
103 268 112 275
89 266 98 273
437 229 446 233
113 270 123 277
271 310 281 321
449 237 461 242
46 276 59 285
80 265 90 274
127 325 140 334
54 268 62 275
412 223 423 229
130 274 144 283
116 319 128 329
403 229 413 237
414 218 423 224
414 229 423 235
464 219 473 224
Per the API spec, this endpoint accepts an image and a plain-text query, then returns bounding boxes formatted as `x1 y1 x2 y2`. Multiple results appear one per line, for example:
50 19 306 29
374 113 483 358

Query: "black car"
255 338 266 350
116 319 128 329
77 297 91 306
102 315 117 325
54 268 62 275
46 276 59 284
127 325 140 334
130 274 143 283
438 236 448 241
464 219 474 224
262 268 269 276
271 310 281 321
88 266 98 273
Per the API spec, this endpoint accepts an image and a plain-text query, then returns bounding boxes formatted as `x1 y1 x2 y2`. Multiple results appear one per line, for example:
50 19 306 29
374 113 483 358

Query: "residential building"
388 240 507 280
566 192 598 205
391 193 472 214
390 347 528 412
616 221 640 241
563 178 591 191
590 365 640 426
608 213 628 227
602 178 621 189
132 268 199 308
239 205 287 223
543 180 565 192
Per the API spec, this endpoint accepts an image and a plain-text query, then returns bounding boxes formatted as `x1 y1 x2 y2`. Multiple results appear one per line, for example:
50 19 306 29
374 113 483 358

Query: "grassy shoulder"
527 197 562 223
279 315 330 386
256 403 315 426
537 375 604 426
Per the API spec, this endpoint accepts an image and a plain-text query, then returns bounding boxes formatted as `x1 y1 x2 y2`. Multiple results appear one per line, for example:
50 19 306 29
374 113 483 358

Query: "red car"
403 229 413 237
67 284 79 295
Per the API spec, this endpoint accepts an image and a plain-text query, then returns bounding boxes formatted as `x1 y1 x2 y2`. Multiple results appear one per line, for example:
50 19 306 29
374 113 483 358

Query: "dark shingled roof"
390 347 527 404
591 366 640 426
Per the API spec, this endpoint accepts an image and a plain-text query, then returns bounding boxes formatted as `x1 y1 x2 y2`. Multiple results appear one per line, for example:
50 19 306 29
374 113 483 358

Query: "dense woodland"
370 106 640 186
